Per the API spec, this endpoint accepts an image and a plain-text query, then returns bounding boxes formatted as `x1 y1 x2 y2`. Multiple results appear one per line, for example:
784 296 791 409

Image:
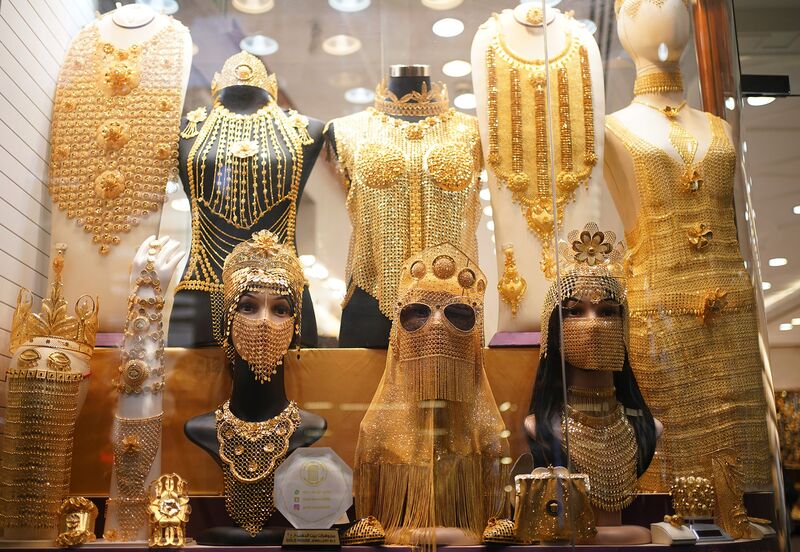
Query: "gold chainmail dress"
49 17 187 255
327 85 482 318
605 112 770 491
355 244 509 544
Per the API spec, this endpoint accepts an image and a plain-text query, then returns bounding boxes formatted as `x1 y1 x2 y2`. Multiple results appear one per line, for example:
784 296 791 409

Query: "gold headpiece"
221 230 306 344
373 79 450 117
399 242 486 302
615 0 690 17
540 223 627 357
10 244 98 357
211 51 278 100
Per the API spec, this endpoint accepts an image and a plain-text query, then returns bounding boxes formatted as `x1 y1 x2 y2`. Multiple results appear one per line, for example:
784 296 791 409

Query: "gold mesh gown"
605 112 770 491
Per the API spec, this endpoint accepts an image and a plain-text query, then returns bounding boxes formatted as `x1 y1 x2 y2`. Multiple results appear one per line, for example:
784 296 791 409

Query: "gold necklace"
633 70 684 96
486 14 597 277
177 100 313 341
633 99 687 119
562 402 638 511
49 20 187 255
216 401 301 537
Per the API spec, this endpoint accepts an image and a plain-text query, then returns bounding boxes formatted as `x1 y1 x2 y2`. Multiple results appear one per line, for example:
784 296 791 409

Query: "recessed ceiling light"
578 19 597 34
322 34 361 56
769 257 788 267
299 254 316 267
432 17 464 37
747 96 776 107
442 59 471 77
232 0 274 14
344 87 374 104
490 234 495 243
483 205 493 217
329 0 371 12
308 263 330 280
780 323 794 331
762 281 772 290
794 205 800 215
136 0 179 15
725 97 736 111
240 34 279 56
479 188 491 201
793 318 800 326
170 198 190 212
454 92 476 110
487 220 495 232
421 0 463 9
191 42 199 56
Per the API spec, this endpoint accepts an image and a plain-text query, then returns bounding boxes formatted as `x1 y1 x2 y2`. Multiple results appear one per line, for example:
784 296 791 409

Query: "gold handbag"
514 466 597 544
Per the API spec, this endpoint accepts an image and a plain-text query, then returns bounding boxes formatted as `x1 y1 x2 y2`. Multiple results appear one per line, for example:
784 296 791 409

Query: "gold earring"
498 244 527 317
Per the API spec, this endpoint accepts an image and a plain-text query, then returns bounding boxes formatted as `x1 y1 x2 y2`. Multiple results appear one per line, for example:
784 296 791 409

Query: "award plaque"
274 447 353 530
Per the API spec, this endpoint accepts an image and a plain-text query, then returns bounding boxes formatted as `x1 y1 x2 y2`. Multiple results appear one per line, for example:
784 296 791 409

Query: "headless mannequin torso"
169 86 324 348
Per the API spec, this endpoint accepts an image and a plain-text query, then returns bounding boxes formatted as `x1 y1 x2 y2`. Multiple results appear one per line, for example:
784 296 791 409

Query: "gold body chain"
605 110 770 491
49 20 186 254
327 105 482 318
215 401 301 536
485 14 597 277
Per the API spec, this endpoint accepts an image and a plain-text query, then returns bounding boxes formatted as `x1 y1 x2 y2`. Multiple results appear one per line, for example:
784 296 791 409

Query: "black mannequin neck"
566 364 614 389
387 75 431 98
229 354 290 421
216 86 274 115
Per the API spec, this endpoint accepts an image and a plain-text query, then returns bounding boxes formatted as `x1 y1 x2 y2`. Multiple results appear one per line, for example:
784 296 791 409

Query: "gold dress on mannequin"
605 112 770 491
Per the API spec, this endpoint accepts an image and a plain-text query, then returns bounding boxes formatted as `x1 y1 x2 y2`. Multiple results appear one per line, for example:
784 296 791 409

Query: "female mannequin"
604 0 770 491
49 3 191 333
169 51 323 348
524 223 658 545
184 231 325 545
325 65 482 348
471 5 607 337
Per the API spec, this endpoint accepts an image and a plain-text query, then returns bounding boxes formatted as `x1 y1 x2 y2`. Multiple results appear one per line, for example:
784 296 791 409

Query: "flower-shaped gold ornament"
572 229 613 266
148 473 191 547
230 139 260 159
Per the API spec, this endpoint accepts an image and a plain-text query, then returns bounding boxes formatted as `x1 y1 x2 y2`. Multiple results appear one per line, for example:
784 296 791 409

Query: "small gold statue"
55 497 98 547
147 473 191 547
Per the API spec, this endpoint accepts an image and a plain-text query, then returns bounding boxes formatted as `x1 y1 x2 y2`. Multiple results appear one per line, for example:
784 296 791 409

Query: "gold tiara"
399 242 486 302
211 51 278 100
10 244 99 357
374 79 449 117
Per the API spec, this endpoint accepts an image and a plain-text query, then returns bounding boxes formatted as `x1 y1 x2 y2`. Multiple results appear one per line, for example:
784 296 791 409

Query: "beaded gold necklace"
485 14 597 277
49 19 187 254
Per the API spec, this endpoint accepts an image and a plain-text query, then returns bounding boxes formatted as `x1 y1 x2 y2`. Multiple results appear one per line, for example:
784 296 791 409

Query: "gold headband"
399 242 486 302
373 79 449 118
211 51 278 100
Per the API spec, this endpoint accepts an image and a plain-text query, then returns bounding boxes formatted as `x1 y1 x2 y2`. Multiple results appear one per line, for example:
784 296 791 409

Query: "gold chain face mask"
562 317 625 372
231 314 293 384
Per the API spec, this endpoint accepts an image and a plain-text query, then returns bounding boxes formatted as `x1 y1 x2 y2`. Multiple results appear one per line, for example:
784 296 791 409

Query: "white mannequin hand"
129 235 184 293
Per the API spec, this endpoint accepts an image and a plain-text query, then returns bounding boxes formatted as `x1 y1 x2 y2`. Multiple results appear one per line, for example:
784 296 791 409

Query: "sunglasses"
399 302 477 332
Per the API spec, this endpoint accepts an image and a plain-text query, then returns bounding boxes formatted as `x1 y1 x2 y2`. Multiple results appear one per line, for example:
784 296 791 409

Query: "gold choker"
373 80 449 117
634 71 684 96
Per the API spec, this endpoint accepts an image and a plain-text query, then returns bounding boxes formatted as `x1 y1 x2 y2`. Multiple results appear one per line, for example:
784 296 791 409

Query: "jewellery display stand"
650 521 698 545
49 4 192 335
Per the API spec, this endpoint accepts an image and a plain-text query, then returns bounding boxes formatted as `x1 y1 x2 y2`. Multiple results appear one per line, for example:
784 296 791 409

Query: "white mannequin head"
616 0 691 75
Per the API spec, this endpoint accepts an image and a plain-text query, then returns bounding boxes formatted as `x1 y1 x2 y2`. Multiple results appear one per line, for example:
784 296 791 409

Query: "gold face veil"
221 230 306 382
355 243 509 544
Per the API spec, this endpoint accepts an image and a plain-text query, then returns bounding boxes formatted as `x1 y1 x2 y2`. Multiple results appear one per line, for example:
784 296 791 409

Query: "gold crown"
615 0 690 16
10 244 99 357
399 242 486 302
374 79 449 117
211 51 278 100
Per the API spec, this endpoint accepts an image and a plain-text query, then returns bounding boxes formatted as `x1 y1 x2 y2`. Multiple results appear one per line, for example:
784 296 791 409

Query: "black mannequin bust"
185 353 326 545
169 84 324 348
325 65 432 348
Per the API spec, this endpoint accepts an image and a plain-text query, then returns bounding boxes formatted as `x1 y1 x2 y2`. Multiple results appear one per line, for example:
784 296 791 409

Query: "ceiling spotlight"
483 205 493 217
191 42 199 56
793 318 800 326
479 188 491 201
329 0 371 12
794 205 800 215
454 92 476 110
780 323 793 331
768 257 788 267
170 198 190 212
240 34 279 56
746 96 776 107
232 0 274 14
725 97 736 111
762 281 772 291
579 19 597 34
299 254 316 267
322 34 362 56
344 87 374 104
487 220 495 232
442 59 471 77
136 0 179 15
432 17 464 37
421 0 463 10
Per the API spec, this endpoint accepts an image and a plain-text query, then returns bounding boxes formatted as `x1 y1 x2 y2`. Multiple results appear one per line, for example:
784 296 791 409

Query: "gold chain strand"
326 105 482 318
562 403 638 511
775 390 800 469
485 15 597 277
49 20 187 255
216 401 301 536
605 111 770 491
633 71 684 96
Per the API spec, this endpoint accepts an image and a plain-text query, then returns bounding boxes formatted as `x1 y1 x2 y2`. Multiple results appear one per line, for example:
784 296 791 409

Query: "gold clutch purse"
514 466 597 544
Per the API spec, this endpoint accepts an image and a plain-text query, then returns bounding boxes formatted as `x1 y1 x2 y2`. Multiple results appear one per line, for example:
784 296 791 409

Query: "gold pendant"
498 244 527 317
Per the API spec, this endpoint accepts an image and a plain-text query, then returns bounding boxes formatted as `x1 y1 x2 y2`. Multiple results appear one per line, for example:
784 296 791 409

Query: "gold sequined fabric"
231 314 294 383
0 369 83 530
606 113 770 490
355 244 508 544
327 107 481 318
776 390 800 469
49 19 187 255
485 14 597 276
216 401 300 536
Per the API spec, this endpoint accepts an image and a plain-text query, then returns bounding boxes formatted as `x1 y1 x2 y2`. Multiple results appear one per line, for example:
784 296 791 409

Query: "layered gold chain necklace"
485 14 596 277
216 400 301 536
562 387 638 511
